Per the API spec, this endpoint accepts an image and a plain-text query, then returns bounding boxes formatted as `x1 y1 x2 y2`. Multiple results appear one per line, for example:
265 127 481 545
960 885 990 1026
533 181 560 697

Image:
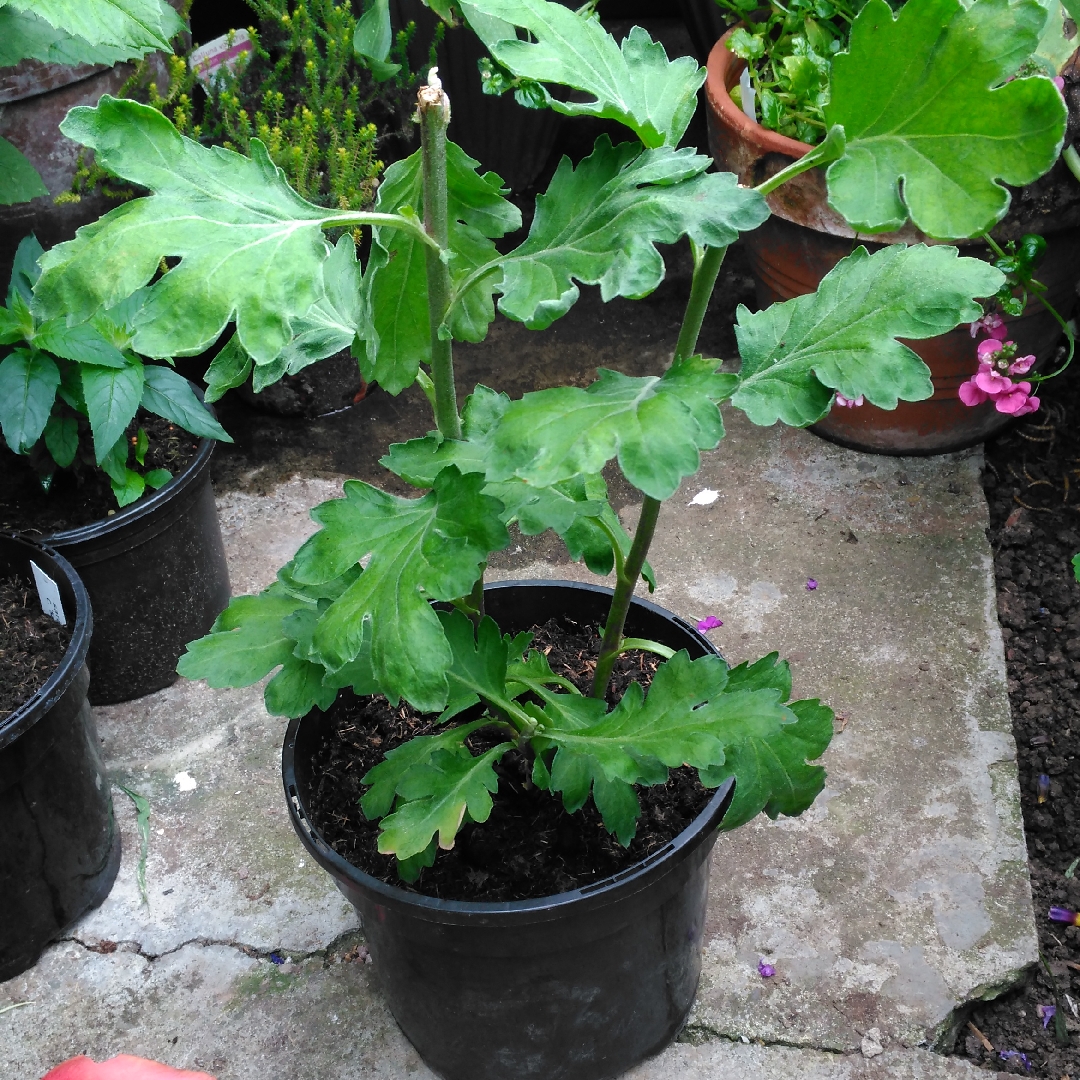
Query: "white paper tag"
30 560 66 626
739 67 757 124
190 29 253 88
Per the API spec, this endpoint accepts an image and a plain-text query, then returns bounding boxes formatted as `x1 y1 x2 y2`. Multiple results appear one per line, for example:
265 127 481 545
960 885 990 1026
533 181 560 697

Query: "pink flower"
1009 354 1035 375
1054 76 1066 95
970 312 1006 339
697 615 723 632
977 337 1006 361
834 392 864 408
995 384 1039 416
43 1057 216 1080
958 376 989 406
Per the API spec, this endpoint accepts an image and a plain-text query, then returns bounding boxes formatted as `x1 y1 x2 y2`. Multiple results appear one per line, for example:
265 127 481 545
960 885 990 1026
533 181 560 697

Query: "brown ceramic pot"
705 29 1080 455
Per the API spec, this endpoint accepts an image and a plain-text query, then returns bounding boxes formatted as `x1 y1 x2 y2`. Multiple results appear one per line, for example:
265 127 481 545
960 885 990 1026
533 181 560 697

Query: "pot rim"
705 28 813 162
30 384 219 551
282 578 735 925
0 533 92 749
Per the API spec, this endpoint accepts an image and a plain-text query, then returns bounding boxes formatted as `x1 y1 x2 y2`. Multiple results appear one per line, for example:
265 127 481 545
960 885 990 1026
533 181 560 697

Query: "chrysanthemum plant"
30 0 1065 878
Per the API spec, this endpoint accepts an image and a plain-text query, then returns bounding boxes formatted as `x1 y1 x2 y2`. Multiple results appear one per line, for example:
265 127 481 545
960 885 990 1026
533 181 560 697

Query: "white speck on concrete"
689 488 719 506
172 772 197 792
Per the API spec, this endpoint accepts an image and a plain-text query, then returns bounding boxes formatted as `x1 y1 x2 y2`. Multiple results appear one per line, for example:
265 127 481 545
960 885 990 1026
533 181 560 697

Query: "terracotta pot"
705 30 1080 455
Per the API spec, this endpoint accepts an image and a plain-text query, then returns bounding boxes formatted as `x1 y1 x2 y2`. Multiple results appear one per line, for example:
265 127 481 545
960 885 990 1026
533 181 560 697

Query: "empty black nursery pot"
283 579 735 1080
0 533 120 981
40 425 230 706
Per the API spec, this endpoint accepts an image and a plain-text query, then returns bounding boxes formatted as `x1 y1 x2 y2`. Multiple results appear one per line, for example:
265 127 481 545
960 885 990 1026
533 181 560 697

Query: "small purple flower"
270 952 285 965
999 1049 1031 1070
1038 774 1051 804
697 615 723 632
757 958 775 977
1049 906 1080 925
1037 1003 1056 1029
806 579 818 591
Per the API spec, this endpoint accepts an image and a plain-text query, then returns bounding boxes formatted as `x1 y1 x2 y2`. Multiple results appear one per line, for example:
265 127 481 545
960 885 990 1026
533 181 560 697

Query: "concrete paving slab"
1 940 1003 1080
2 411 1032 1078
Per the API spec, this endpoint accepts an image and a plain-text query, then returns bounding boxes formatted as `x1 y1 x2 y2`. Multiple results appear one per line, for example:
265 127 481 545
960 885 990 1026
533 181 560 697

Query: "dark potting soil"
0 412 200 535
0 573 71 718
304 612 713 902
959 360 1080 1076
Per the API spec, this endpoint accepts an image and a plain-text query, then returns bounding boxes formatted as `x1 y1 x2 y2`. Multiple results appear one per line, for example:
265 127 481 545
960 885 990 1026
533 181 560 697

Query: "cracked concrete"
1 412 1033 1077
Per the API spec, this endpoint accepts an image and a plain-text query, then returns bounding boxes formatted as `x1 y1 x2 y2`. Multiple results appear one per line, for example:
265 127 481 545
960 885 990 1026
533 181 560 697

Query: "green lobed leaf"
289 467 509 711
494 137 770 331
271 234 363 378
177 585 308 688
533 652 793 841
203 337 251 404
707 697 834 830
360 718 492 820
0 6 159 66
376 743 512 859
460 0 705 148
490 357 738 501
723 652 792 699
824 0 1067 239
353 0 401 79
264 656 338 718
358 143 521 394
731 245 1005 427
0 137 47 207
32 98 352 365
3 0 184 54
141 365 232 443
81 358 144 463
383 387 651 583
0 349 60 452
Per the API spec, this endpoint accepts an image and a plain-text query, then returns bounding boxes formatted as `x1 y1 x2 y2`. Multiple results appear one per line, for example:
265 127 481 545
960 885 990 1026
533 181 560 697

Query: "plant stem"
674 245 727 362
1064 144 1080 185
467 570 485 626
754 125 846 197
591 495 661 698
590 240 733 698
418 75 461 440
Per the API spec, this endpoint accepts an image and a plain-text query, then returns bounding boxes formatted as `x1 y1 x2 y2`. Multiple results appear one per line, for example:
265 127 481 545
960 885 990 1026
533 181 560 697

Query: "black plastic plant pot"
41 432 230 706
0 533 120 981
282 580 735 1080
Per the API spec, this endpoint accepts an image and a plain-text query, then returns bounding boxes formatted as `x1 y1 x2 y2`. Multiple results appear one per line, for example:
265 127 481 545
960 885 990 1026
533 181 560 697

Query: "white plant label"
190 29 253 88
739 67 757 124
30 561 66 625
